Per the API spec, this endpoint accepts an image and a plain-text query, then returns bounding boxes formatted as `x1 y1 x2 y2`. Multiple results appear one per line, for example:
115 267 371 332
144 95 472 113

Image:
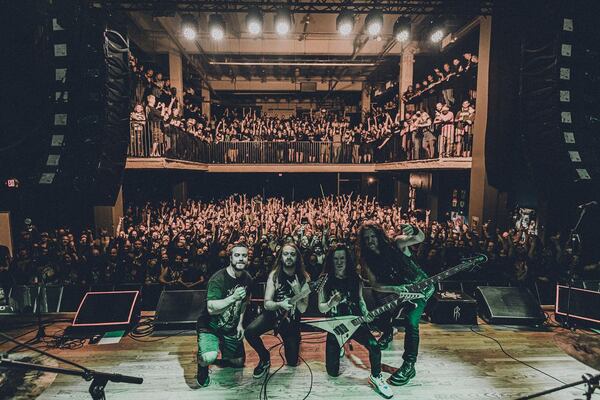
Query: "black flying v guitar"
304 254 488 347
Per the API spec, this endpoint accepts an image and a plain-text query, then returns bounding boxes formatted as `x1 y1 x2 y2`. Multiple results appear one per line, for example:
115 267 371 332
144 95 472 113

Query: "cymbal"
554 331 600 371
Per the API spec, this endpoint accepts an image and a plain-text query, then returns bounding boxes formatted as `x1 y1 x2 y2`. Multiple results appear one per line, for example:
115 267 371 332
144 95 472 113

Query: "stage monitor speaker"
65 290 140 337
154 290 206 332
555 285 600 327
475 286 545 326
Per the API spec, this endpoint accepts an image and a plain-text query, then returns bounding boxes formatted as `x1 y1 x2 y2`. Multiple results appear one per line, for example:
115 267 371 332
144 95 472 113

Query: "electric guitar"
304 254 488 347
275 273 328 327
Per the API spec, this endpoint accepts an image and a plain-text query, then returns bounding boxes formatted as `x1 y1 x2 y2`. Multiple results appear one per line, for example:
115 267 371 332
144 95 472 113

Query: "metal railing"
128 120 474 163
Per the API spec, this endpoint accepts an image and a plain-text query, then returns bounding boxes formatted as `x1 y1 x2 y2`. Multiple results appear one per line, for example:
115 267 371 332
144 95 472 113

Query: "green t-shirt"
206 267 252 333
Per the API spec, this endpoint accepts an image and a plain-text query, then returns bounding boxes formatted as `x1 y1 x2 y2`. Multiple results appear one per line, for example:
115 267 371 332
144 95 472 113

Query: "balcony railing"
128 121 473 164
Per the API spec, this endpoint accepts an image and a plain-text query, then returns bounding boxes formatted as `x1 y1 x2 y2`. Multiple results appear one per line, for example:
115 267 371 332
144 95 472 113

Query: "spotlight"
336 11 354 36
365 10 383 36
181 14 197 40
246 7 263 35
430 28 444 43
275 8 292 35
209 14 225 40
393 17 411 42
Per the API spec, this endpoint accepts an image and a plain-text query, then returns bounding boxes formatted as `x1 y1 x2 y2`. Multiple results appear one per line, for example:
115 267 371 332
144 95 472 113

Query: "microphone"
578 201 598 209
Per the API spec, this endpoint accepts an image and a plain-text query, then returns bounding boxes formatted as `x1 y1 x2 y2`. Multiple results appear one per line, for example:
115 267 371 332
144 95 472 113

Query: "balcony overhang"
126 157 472 172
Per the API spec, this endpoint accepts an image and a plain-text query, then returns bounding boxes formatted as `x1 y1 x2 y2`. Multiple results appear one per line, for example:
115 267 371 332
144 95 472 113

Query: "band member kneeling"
245 243 310 378
319 244 394 399
196 243 252 387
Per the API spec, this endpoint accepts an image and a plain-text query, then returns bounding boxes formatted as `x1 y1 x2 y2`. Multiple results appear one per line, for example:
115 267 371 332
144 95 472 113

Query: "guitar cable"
468 325 599 397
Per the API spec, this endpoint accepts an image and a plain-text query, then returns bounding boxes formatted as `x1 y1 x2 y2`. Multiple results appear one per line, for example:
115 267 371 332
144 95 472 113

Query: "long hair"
356 221 414 279
271 242 309 284
321 243 361 298
356 222 395 269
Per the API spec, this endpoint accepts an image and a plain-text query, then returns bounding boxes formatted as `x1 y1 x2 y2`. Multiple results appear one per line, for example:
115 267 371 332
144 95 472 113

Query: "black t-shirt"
273 272 306 322
323 276 361 317
205 267 252 333
366 248 428 286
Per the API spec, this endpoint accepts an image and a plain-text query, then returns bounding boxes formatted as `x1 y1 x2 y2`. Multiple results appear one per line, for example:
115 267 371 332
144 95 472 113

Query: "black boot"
253 359 271 379
196 365 210 387
388 361 416 386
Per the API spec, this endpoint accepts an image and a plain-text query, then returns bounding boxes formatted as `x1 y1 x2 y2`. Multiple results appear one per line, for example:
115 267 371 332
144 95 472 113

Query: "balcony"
127 122 472 173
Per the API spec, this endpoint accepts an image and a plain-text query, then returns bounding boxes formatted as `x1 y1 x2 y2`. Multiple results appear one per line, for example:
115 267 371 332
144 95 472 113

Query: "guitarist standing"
245 243 310 379
318 244 393 399
357 222 435 387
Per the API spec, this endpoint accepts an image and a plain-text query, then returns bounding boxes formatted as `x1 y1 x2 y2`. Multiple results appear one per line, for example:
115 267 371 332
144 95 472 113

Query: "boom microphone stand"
0 331 143 399
515 373 599 400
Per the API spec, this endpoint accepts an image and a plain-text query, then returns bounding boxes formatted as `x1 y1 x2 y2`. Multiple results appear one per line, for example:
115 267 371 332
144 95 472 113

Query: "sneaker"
196 366 210 387
253 359 270 379
377 331 394 350
387 361 415 386
369 374 394 399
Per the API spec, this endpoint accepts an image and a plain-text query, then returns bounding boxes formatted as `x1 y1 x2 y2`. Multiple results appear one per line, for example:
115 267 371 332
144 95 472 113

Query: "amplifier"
427 291 478 325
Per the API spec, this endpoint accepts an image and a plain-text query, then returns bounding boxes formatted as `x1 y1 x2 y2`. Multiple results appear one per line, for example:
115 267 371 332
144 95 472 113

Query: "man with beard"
245 243 310 379
357 222 434 387
196 243 252 387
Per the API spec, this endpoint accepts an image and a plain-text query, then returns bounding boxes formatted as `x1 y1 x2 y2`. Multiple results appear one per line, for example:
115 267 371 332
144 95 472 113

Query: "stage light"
209 14 225 40
275 8 292 35
365 10 383 36
336 11 354 36
181 14 197 40
431 28 444 43
393 17 411 42
246 7 263 35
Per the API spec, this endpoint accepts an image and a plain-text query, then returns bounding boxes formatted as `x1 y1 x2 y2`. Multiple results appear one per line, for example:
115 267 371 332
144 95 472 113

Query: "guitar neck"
366 257 484 320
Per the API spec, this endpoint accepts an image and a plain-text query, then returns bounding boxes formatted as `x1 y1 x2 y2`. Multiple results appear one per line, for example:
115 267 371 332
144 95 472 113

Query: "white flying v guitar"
304 254 488 347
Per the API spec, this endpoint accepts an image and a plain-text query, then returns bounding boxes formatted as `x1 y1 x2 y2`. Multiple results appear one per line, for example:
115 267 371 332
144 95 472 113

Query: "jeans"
325 324 381 376
376 298 427 363
245 311 301 366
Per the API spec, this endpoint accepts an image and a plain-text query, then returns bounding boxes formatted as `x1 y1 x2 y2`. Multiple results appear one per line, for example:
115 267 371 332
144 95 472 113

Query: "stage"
0 316 597 400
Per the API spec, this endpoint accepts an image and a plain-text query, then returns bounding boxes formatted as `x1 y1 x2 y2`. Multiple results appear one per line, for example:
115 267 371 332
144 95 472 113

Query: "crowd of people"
2 195 590 297
128 55 477 162
401 52 478 116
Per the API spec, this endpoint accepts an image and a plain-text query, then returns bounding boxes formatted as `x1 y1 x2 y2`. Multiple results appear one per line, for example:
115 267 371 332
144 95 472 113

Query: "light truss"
95 0 494 15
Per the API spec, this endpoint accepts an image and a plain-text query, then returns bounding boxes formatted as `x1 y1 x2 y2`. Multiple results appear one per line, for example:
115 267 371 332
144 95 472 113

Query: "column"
168 51 184 104
399 42 416 117
361 82 371 122
0 212 13 257
94 186 123 236
201 86 211 121
468 16 509 230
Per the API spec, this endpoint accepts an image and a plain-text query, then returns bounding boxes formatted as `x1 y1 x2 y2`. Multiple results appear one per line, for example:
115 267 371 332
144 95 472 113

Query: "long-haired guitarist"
357 222 435 387
318 243 393 399
245 242 310 379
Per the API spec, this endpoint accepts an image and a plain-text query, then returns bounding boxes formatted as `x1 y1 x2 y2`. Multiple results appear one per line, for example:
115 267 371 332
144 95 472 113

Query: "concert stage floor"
0 316 596 400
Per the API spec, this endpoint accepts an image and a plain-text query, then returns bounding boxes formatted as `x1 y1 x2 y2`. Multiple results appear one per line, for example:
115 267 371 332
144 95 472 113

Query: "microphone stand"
0 331 143 400
515 373 599 400
563 206 587 330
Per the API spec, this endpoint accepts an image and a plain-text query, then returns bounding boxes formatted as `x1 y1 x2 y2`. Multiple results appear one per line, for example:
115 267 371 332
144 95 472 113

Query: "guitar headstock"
309 273 328 293
461 254 488 271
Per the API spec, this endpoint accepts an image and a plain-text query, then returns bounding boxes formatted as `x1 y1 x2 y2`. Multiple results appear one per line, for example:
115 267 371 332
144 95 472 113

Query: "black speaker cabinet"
475 286 545 326
154 290 207 332
427 291 478 325
555 285 600 327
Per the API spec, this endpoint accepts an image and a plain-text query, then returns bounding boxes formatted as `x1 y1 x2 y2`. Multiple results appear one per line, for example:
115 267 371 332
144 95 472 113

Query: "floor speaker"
154 290 206 332
65 290 141 337
475 286 545 326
